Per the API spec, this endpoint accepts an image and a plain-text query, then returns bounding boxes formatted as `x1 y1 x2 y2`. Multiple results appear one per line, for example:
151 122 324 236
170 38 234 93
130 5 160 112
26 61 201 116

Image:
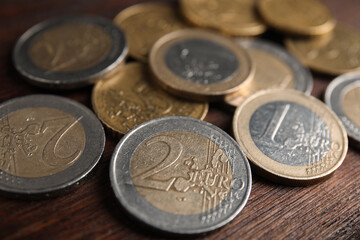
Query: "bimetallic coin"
285 24 360 75
233 89 347 185
150 29 254 101
258 0 335 36
225 39 313 107
180 0 266 36
0 95 105 197
92 63 208 135
110 116 251 233
325 72 360 146
113 3 187 62
13 16 127 89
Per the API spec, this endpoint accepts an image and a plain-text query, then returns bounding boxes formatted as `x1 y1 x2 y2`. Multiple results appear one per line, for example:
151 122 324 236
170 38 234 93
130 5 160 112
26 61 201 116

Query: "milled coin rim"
325 71 360 143
233 89 348 184
110 116 252 234
180 0 267 36
13 16 128 89
149 29 254 101
257 0 336 36
92 62 209 135
0 95 105 197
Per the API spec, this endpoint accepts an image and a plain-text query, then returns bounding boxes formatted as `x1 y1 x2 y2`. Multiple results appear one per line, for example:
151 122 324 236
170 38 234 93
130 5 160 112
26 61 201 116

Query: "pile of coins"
1 0 359 235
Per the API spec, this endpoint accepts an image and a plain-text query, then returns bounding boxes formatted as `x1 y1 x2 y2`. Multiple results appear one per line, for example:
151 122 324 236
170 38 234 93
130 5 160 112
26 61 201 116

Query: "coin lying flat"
110 116 251 233
180 0 266 36
92 62 208 135
257 0 335 36
0 95 105 197
233 89 347 185
225 39 313 108
150 29 254 101
113 3 186 62
325 72 360 146
285 24 360 75
13 16 127 89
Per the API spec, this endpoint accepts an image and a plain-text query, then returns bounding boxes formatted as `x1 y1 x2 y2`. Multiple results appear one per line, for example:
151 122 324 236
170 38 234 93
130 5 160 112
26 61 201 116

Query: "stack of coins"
5 0 358 235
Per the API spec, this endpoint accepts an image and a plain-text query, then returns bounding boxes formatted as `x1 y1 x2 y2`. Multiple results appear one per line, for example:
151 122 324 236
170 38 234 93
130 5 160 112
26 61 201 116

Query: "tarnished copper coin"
150 29 254 101
225 39 313 108
233 89 347 185
110 116 251 233
92 62 208 135
258 0 335 36
13 16 127 89
113 2 186 62
180 0 266 36
285 24 360 75
325 72 360 146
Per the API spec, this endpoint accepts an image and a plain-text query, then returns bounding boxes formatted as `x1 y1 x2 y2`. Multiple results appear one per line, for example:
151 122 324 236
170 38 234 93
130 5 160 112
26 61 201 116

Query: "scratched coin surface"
114 2 186 62
0 95 105 197
225 39 313 108
325 72 360 145
285 24 360 75
180 0 266 36
150 29 254 101
92 63 208 135
233 89 347 185
110 116 251 233
13 16 127 89
258 0 335 36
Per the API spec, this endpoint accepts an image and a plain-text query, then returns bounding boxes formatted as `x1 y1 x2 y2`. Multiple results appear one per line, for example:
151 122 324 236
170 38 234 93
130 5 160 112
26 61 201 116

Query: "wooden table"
0 0 359 239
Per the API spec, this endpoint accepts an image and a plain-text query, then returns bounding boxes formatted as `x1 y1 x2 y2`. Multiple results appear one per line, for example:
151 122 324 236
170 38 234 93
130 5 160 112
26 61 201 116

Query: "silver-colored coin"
0 95 105 198
165 39 239 84
110 116 251 234
13 16 128 89
237 38 313 94
250 101 331 166
325 72 360 145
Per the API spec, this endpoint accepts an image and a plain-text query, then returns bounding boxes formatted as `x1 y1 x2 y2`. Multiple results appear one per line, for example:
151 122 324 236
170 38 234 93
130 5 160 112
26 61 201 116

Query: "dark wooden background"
0 0 359 239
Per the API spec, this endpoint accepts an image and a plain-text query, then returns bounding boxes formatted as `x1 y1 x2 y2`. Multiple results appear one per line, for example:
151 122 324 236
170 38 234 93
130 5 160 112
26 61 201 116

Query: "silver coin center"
165 39 238 84
250 101 331 166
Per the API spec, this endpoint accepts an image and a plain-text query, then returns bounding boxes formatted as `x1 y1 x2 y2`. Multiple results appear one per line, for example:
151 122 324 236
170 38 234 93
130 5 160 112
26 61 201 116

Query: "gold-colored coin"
285 24 360 75
0 107 85 178
233 89 348 185
130 130 232 215
113 3 187 62
180 0 266 36
258 0 335 36
149 29 254 101
92 62 208 135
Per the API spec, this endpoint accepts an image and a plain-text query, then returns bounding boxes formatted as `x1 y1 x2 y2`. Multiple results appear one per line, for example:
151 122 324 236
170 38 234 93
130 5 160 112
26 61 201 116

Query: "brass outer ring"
149 29 254 101
232 89 348 185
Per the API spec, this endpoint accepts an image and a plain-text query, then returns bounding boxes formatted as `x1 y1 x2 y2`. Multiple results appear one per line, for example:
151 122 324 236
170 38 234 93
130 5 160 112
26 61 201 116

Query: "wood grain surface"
0 0 359 239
